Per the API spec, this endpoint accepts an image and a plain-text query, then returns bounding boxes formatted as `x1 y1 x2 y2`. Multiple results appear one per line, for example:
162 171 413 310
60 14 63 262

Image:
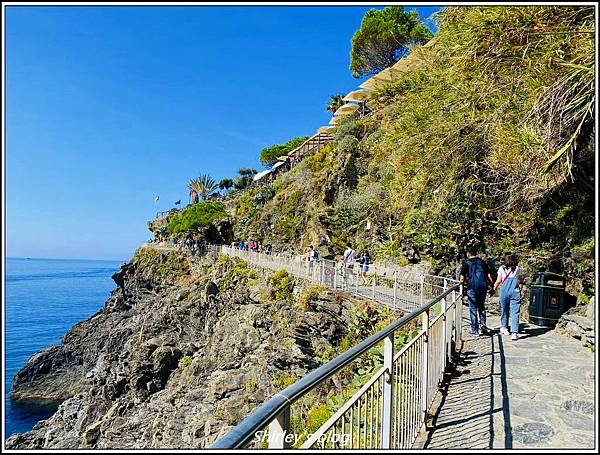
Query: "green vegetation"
350 6 432 77
245 378 258 393
260 136 309 166
234 168 258 190
326 93 345 114
299 284 328 310
188 174 219 201
221 258 258 289
178 355 193 369
131 247 191 282
166 201 227 235
272 372 297 390
233 6 594 296
267 269 295 301
218 178 234 192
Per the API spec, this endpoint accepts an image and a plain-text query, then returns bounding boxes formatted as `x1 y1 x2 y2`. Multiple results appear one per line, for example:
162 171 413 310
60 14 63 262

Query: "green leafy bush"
166 201 227 235
268 269 295 301
299 285 327 310
260 136 309 166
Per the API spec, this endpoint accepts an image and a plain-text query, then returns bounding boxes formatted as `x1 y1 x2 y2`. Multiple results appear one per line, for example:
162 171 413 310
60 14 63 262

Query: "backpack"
466 258 487 291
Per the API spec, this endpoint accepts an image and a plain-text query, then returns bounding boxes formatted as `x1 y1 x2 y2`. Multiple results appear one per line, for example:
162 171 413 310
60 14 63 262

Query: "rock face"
556 296 595 349
7 247 392 449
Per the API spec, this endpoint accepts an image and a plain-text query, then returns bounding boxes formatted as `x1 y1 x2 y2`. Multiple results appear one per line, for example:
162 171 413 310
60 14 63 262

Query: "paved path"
418 315 595 449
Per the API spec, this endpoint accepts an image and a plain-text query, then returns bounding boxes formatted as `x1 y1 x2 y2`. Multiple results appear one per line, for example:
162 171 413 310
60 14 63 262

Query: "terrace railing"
211 245 463 449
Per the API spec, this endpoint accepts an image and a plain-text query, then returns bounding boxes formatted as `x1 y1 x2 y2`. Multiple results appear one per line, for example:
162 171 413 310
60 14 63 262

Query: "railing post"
419 273 425 307
421 309 430 428
441 279 448 370
393 271 397 309
381 333 394 449
451 285 457 357
334 264 337 290
372 272 376 301
268 406 291 448
457 284 463 345
320 260 324 284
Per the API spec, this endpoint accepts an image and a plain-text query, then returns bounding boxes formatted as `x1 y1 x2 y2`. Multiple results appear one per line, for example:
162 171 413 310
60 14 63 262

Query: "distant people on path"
265 243 272 255
460 246 494 338
493 253 524 341
359 250 371 278
342 244 356 288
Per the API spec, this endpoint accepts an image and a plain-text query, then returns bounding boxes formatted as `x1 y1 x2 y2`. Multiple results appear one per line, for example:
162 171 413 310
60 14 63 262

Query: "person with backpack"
307 245 319 274
359 250 371 278
460 246 494 337
493 253 524 340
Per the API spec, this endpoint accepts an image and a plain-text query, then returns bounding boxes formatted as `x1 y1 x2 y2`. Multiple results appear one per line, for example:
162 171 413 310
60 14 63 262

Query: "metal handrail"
211 285 459 449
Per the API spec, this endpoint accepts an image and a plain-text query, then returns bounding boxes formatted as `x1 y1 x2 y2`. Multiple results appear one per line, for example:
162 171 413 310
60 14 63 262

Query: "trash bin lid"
531 271 565 287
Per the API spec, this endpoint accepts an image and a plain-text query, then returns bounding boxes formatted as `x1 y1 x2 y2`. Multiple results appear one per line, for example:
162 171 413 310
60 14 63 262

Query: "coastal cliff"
7 247 398 449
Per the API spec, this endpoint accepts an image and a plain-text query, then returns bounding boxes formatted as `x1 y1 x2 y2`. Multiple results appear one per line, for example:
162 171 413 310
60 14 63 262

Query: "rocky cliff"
7 247 398 449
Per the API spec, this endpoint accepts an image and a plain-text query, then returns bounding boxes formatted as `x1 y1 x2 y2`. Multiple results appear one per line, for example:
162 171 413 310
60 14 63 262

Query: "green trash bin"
528 272 566 327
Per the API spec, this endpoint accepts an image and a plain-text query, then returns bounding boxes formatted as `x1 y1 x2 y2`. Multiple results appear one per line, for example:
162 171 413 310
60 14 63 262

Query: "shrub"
166 201 227 235
178 355 193 369
268 269 295 301
260 136 309 166
272 373 297 390
299 285 327 310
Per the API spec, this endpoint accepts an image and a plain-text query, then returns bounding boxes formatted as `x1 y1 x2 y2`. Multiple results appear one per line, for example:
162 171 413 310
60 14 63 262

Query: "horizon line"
6 256 126 263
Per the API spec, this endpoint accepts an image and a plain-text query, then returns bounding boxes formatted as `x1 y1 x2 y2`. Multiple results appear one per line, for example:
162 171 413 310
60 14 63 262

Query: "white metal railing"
216 245 447 312
211 244 462 449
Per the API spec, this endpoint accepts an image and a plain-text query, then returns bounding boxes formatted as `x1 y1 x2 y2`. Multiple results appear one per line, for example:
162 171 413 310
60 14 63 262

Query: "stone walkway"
418 315 595 449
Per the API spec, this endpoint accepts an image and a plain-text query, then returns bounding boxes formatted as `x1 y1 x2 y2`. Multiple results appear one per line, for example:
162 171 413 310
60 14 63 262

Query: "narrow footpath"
417 315 595 449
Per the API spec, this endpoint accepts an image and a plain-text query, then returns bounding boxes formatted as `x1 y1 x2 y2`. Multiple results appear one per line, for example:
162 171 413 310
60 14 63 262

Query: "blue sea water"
4 257 122 439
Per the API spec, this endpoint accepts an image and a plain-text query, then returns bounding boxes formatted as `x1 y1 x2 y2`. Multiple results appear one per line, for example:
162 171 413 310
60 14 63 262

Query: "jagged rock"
556 298 595 348
6 248 393 449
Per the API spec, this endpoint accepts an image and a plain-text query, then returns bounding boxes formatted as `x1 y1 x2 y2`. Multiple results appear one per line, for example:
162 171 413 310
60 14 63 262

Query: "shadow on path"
421 316 513 449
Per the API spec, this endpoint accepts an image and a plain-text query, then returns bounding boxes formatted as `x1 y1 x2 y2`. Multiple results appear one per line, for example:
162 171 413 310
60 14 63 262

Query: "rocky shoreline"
6 246 397 449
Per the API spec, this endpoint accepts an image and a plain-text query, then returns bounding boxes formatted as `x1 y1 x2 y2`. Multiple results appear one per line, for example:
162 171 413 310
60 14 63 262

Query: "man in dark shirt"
460 246 494 337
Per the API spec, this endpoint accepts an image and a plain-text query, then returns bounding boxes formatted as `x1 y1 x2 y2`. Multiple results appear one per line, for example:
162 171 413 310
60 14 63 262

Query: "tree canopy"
166 201 227 235
350 6 432 78
260 136 309 166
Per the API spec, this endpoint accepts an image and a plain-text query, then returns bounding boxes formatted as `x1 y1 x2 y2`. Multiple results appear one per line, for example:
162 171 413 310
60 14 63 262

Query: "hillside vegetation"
233 6 595 297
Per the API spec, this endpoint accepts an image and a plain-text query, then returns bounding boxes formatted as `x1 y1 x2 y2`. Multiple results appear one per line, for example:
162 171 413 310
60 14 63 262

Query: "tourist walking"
359 250 371 278
306 245 318 275
459 246 494 337
265 243 272 255
342 244 356 288
493 253 524 340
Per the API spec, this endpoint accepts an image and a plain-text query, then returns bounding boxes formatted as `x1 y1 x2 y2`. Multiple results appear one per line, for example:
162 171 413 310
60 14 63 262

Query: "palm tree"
188 180 199 204
326 93 345 114
189 174 219 201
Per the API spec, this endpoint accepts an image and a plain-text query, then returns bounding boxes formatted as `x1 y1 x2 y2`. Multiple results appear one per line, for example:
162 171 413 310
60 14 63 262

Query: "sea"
4 257 123 439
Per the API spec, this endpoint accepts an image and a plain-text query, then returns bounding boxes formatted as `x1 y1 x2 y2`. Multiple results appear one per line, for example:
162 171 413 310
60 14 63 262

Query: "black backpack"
466 258 487 291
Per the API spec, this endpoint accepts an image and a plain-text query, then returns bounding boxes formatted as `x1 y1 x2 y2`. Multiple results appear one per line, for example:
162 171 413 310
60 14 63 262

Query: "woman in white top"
493 253 524 340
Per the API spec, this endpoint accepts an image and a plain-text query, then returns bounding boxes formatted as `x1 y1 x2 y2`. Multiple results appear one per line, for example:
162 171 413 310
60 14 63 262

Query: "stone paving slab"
417 315 595 449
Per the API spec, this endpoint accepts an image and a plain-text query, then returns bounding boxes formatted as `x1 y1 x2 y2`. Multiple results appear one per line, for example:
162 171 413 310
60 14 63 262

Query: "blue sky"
6 5 441 261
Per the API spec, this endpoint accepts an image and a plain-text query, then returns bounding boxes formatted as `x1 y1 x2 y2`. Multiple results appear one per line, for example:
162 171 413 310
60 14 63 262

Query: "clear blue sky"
6 5 441 261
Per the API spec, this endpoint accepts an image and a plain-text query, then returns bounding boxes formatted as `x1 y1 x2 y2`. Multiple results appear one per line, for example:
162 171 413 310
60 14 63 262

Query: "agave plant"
188 174 219 201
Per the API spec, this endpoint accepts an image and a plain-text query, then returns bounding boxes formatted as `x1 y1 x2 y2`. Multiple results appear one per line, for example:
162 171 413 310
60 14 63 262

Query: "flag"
174 200 181 205
155 196 160 202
